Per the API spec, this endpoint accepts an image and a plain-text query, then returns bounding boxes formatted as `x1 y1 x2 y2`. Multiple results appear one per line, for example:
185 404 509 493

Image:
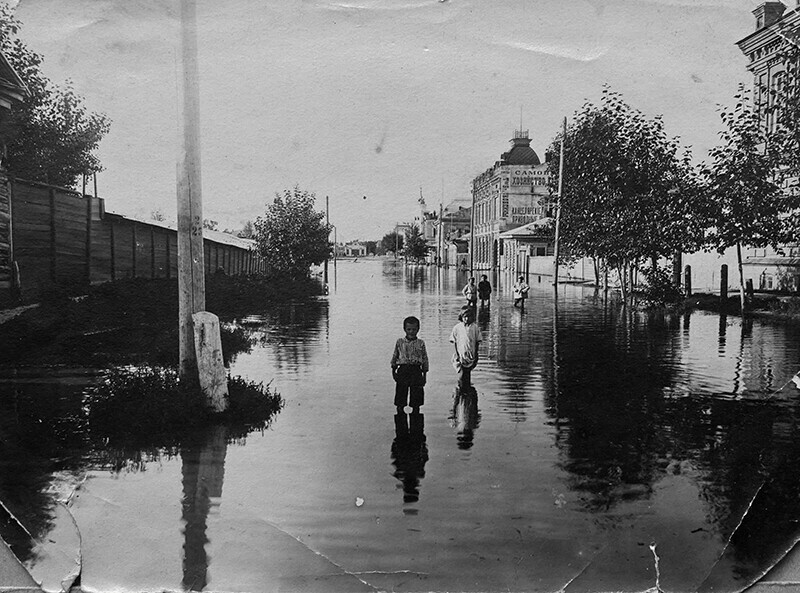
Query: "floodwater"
3 258 800 592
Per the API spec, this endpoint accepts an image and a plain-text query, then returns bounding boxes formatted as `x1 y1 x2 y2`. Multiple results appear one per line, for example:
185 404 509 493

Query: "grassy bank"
0 273 324 366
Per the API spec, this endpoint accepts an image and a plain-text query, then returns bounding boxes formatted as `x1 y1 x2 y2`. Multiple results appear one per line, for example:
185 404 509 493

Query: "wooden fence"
5 178 265 302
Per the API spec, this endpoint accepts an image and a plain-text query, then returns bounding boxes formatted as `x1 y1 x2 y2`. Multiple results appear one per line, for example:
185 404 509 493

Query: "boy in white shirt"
449 305 481 387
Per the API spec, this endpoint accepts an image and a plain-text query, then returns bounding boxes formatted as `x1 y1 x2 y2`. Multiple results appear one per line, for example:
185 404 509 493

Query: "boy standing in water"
391 316 429 413
450 305 481 387
478 275 492 308
462 277 478 309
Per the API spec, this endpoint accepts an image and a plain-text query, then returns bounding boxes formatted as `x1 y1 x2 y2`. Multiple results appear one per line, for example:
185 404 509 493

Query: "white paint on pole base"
192 311 229 412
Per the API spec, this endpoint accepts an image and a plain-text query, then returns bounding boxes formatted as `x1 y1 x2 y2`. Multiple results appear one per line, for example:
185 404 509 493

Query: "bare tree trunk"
617 263 628 302
593 258 600 287
736 242 746 313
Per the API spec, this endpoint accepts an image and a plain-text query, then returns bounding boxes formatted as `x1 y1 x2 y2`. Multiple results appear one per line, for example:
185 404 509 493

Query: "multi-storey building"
736 1 800 291
470 130 551 271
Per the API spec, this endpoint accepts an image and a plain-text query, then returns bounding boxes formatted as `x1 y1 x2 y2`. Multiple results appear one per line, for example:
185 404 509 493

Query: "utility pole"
553 116 566 287
177 0 227 411
469 184 475 276
324 195 329 285
438 203 443 267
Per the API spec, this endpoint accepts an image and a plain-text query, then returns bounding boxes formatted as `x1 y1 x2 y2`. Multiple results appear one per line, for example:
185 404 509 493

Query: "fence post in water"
192 311 228 412
684 265 692 297
720 264 728 305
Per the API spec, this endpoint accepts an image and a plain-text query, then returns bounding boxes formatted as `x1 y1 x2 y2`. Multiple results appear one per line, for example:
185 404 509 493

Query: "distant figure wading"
513 276 530 309
477 275 492 308
462 277 478 309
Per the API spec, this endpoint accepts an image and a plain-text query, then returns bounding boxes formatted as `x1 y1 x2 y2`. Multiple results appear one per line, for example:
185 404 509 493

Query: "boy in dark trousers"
391 316 429 413
478 275 492 308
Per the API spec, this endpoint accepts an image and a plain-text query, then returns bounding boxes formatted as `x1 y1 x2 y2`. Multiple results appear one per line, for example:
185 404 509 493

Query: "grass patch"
84 366 284 461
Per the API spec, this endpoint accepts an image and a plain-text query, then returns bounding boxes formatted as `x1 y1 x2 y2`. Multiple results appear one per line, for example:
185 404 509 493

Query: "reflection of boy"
391 316 429 413
451 384 479 450
450 306 481 387
391 412 428 504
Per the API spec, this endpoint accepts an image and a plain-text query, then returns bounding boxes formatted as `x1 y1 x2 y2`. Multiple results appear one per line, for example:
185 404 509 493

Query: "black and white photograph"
1 0 800 591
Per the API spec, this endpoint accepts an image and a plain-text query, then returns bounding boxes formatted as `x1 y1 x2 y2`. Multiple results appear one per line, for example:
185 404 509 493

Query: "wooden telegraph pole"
438 203 443 267
171 0 226 419
177 0 227 411
324 196 329 285
553 117 566 287
177 0 206 380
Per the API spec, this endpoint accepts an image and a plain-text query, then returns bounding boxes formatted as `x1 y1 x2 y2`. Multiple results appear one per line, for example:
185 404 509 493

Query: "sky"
9 0 766 241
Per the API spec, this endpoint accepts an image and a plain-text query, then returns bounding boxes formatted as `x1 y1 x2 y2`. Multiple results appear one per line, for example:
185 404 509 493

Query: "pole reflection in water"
181 425 228 591
450 384 480 450
390 412 428 509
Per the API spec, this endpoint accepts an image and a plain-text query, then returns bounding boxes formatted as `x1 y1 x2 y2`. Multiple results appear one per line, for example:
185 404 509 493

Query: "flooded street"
4 258 800 592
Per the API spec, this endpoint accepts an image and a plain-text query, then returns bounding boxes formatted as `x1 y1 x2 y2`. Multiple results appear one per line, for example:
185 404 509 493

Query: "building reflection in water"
390 412 428 508
450 384 480 450
181 426 228 591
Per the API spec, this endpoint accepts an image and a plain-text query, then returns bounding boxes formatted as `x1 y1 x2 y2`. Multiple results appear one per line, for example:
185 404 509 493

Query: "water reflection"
0 380 86 563
5 262 800 591
450 385 480 450
235 299 329 376
390 412 428 507
181 426 228 591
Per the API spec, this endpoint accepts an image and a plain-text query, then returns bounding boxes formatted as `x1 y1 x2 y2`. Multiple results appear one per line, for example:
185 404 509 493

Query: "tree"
253 186 330 278
702 86 798 311
404 223 428 261
545 87 704 298
203 219 219 231
0 4 111 188
150 209 167 222
237 220 255 239
381 231 404 254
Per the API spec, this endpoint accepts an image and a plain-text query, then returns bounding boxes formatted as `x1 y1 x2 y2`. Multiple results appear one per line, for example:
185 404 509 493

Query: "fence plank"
49 189 56 282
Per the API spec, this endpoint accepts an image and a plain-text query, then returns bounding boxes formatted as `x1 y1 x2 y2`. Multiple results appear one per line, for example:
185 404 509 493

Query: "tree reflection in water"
545 301 800 590
253 300 329 375
0 381 87 563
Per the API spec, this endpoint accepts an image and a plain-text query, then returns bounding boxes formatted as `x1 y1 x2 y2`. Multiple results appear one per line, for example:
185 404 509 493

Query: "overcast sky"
11 0 763 241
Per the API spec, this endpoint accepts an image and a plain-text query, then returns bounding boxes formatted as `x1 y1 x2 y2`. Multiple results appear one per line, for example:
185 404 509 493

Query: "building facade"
471 130 551 271
0 51 28 304
429 201 471 266
735 1 800 291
